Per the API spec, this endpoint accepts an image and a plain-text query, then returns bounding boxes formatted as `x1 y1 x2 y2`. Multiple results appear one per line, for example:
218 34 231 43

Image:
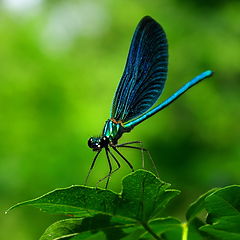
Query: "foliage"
7 170 240 240
1 1 240 239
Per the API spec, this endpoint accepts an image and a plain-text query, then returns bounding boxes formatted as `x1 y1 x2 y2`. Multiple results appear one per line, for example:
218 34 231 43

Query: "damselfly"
86 16 213 188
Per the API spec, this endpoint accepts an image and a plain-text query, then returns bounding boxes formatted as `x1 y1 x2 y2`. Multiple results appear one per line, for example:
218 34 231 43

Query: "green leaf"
119 170 180 221
162 227 182 240
7 170 180 223
8 185 120 217
185 185 240 240
121 228 146 240
204 185 240 220
200 216 240 240
141 218 182 240
199 185 240 240
40 214 138 240
186 188 218 222
186 218 209 240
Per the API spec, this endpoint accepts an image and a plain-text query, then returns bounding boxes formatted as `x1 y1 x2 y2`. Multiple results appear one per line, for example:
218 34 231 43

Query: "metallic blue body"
124 70 213 129
102 120 127 144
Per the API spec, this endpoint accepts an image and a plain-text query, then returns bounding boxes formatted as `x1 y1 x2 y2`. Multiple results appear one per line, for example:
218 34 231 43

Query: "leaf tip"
5 201 28 214
5 205 15 214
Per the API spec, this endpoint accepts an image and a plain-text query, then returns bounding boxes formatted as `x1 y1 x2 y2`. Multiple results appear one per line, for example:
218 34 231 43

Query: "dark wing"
111 16 168 123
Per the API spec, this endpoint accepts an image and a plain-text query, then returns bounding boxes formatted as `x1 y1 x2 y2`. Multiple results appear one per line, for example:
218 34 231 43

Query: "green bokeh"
1 0 239 239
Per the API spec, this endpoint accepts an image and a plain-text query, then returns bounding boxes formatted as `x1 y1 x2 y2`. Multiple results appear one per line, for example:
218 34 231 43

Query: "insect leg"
145 148 159 178
96 148 122 188
84 150 101 186
116 144 159 178
112 146 134 172
96 148 112 189
105 148 112 189
115 141 145 168
108 148 121 172
115 141 142 147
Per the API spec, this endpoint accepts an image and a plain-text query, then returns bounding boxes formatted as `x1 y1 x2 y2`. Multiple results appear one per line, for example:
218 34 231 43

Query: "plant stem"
141 221 162 240
182 222 188 240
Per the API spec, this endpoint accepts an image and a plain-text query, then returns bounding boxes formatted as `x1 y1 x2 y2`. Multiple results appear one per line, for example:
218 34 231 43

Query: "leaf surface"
141 218 182 240
200 216 240 240
186 188 218 222
40 214 138 240
8 170 180 223
205 185 240 220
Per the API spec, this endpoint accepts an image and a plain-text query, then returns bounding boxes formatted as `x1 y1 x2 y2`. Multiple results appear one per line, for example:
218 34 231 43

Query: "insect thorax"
102 119 126 144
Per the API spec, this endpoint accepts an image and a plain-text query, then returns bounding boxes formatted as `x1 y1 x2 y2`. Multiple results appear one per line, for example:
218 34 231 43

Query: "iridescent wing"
111 16 168 123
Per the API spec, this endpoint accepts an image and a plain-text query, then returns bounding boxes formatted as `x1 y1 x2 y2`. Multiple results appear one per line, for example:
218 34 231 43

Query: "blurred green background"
1 0 239 239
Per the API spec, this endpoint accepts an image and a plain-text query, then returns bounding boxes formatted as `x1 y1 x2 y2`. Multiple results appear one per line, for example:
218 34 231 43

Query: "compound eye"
88 137 94 148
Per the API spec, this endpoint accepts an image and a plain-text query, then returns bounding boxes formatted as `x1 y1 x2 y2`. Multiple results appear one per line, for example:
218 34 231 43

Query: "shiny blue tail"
125 70 214 129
